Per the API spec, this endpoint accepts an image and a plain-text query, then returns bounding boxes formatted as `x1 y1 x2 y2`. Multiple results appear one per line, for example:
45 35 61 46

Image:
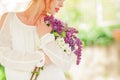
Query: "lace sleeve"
0 13 45 72
39 33 74 71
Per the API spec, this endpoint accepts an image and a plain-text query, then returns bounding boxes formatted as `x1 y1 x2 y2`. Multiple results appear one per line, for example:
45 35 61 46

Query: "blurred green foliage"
0 65 6 80
78 24 120 46
56 0 82 27
55 0 120 47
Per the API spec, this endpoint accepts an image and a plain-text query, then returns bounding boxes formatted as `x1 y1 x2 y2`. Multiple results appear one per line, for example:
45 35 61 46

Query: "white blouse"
0 12 74 80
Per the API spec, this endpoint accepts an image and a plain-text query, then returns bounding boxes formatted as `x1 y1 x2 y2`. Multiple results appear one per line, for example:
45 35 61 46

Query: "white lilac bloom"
56 37 72 55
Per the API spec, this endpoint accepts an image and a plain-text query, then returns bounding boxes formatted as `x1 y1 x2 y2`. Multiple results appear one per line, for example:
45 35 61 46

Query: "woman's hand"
36 18 52 65
36 19 52 38
38 49 52 65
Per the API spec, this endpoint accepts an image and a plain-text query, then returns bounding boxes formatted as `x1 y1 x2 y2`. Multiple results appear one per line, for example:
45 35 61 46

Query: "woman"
0 0 74 80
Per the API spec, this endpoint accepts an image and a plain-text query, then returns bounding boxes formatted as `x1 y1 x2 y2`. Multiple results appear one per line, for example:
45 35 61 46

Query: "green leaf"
36 71 40 76
61 31 66 37
52 32 60 37
40 66 44 70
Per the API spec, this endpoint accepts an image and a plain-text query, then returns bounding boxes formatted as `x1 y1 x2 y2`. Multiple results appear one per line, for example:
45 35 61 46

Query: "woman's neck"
23 2 46 25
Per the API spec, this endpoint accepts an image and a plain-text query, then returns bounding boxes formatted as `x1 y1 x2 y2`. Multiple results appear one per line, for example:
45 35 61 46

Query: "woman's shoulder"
0 12 15 30
0 12 9 30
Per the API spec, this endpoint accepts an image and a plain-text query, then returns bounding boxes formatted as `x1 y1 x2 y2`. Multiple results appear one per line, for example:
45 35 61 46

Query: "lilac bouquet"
44 15 82 65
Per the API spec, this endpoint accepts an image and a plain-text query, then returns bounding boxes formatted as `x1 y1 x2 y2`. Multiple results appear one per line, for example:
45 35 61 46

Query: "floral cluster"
56 37 71 55
44 15 82 65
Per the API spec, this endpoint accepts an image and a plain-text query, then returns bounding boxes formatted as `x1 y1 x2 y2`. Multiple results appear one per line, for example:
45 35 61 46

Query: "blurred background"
0 0 120 80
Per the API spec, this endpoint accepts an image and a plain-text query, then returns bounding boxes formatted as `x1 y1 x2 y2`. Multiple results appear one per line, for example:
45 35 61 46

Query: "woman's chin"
48 12 56 15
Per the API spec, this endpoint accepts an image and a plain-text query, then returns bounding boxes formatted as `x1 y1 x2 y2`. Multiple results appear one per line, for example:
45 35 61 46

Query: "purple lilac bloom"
44 15 82 65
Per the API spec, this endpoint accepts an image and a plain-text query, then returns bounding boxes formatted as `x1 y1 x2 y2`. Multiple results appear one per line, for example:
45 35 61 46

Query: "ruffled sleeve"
39 33 74 71
0 13 45 72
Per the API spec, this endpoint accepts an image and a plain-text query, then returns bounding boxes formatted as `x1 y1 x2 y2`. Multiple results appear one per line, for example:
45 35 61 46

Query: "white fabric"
39 33 74 71
0 12 73 80
0 12 45 72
